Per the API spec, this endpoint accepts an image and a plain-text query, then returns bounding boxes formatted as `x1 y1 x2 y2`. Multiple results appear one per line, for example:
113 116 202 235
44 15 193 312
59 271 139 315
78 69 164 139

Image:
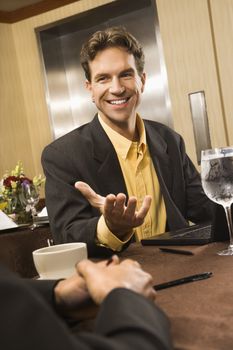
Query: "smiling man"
42 27 214 256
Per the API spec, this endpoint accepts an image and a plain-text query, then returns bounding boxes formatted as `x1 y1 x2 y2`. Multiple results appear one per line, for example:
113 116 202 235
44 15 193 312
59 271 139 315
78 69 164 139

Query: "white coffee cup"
32 242 87 279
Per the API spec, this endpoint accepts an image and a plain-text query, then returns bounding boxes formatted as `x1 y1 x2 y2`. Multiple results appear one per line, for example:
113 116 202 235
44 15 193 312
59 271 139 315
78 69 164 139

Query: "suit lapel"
145 123 172 193
145 122 187 230
89 116 128 197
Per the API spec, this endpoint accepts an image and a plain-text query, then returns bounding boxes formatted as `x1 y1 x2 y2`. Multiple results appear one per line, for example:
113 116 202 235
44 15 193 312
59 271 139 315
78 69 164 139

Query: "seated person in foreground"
0 257 172 350
42 27 214 256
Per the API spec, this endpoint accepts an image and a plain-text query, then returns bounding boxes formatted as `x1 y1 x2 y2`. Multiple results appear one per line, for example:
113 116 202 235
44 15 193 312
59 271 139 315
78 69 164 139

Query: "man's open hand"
75 181 152 239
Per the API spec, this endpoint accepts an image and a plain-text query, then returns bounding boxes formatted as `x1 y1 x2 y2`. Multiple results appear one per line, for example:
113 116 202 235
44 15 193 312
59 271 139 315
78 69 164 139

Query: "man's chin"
100 110 135 122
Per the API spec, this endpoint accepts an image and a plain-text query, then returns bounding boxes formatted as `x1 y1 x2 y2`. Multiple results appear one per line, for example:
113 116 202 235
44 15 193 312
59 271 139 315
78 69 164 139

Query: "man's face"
86 47 146 132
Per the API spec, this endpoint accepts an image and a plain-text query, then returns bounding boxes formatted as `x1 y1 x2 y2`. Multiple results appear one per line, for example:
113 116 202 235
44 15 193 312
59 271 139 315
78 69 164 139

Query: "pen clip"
191 272 212 281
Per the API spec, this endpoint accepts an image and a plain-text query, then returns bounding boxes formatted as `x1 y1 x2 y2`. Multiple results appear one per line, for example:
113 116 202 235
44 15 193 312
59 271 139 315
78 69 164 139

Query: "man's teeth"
109 99 127 105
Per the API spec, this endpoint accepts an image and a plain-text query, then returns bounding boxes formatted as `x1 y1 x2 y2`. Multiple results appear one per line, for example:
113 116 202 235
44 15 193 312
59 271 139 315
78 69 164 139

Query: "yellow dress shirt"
97 114 166 251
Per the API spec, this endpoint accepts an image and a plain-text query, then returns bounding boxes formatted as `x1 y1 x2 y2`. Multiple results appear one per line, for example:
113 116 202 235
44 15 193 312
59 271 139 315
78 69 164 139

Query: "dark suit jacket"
0 264 172 350
42 115 214 256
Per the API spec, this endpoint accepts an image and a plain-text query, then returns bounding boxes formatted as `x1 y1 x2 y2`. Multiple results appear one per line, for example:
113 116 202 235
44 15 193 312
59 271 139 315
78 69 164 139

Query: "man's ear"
85 79 92 92
85 80 95 103
140 72 146 93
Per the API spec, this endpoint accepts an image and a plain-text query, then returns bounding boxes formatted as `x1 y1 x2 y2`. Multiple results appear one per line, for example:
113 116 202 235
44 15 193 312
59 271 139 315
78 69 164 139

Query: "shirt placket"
135 147 151 239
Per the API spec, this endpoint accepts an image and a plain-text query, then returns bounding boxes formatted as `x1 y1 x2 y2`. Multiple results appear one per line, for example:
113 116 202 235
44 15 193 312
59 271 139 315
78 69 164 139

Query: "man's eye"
96 76 108 83
121 72 133 78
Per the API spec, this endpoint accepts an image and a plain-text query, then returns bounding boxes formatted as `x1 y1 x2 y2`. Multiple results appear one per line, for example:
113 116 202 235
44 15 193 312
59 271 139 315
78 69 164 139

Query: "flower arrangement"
0 161 45 223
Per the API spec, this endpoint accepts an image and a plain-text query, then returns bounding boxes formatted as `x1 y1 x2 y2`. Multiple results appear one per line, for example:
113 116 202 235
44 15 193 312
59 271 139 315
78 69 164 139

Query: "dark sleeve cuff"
24 278 60 308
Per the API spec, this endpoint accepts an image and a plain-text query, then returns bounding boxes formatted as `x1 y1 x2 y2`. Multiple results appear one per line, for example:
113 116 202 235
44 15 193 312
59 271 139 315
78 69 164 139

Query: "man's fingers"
76 259 97 278
136 195 152 221
75 181 105 208
104 194 116 215
121 258 141 268
124 197 137 219
97 255 120 268
75 181 97 200
111 254 120 265
112 193 126 216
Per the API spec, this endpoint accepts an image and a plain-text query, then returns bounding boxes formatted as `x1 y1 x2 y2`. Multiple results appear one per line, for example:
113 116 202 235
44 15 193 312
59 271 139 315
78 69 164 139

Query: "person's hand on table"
54 255 120 320
77 257 156 305
54 256 156 319
75 181 152 239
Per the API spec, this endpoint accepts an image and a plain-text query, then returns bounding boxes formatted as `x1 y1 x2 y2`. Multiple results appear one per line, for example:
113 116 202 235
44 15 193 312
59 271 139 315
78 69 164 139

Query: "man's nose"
109 78 125 94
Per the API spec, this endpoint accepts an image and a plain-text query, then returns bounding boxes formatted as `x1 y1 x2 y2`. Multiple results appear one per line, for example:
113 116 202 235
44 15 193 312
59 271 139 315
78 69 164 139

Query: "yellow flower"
33 174 45 187
0 202 7 211
11 181 17 189
11 161 24 177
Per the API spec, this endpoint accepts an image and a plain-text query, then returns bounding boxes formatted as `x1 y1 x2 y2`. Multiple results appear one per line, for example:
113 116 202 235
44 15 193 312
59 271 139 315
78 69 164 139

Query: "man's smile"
106 97 130 105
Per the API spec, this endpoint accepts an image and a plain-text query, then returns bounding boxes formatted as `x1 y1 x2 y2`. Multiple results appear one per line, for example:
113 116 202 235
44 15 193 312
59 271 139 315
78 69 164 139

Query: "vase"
12 210 32 225
6 193 32 225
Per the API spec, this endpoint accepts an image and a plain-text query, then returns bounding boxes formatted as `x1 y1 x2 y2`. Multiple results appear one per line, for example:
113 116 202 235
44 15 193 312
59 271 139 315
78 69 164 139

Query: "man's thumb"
76 259 97 278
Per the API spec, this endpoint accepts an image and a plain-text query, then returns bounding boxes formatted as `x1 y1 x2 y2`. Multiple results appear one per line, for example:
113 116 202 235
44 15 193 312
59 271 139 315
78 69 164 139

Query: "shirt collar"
98 114 146 159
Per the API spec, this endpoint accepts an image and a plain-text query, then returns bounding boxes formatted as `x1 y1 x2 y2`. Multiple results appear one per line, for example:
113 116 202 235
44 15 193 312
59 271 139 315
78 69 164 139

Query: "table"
0 225 52 278
1 226 232 349
120 242 233 350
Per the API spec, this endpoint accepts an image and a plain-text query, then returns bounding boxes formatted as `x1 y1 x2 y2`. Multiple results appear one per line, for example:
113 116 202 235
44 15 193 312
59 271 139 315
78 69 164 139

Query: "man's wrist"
104 219 133 240
97 215 134 251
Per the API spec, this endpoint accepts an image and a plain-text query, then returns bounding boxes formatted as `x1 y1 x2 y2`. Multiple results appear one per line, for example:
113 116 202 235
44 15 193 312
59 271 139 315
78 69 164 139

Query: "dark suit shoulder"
143 119 184 155
45 122 93 150
42 115 113 166
41 119 99 166
144 119 182 140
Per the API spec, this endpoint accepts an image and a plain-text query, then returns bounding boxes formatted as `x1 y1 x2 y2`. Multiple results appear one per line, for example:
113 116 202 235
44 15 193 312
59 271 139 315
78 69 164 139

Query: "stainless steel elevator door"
37 0 172 139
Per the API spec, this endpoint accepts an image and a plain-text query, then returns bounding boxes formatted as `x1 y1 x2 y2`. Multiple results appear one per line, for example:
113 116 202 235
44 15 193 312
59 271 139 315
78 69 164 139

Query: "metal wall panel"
189 91 212 164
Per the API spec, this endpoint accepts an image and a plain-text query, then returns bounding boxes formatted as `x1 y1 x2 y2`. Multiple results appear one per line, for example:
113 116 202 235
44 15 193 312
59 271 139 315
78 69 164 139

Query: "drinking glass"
201 147 233 255
21 183 40 230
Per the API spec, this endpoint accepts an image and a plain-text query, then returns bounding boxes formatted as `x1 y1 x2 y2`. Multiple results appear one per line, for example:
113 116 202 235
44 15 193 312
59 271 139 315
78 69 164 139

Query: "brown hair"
80 26 145 81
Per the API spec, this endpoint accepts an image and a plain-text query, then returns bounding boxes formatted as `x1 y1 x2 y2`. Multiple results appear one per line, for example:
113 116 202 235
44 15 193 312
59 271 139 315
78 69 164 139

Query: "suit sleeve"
92 288 173 350
42 144 112 258
0 265 172 350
